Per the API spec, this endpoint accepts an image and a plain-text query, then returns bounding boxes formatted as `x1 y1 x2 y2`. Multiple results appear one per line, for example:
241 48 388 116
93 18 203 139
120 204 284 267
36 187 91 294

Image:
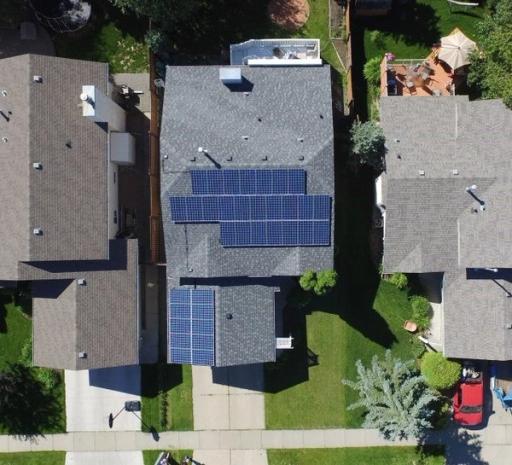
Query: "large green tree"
342 351 438 440
468 0 512 108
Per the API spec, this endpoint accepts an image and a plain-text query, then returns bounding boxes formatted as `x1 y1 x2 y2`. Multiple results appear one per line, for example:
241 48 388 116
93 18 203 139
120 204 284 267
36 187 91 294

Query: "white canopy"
438 30 477 70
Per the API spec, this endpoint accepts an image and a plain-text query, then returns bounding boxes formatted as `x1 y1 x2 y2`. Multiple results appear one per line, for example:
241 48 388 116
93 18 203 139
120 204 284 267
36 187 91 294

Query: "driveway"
65 366 141 432
66 451 143 465
193 364 265 430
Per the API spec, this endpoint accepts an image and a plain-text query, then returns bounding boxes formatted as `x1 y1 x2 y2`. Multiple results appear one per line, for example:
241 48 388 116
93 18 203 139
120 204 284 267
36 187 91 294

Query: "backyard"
141 364 193 432
268 446 445 465
353 0 488 117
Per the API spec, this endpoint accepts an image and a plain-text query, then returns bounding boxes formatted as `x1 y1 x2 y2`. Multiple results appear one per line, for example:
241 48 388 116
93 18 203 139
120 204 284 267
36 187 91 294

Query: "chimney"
80 85 126 132
219 67 242 85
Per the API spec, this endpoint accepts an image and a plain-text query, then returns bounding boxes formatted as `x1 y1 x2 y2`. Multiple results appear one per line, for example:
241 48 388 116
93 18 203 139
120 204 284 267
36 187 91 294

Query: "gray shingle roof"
0 54 109 281
380 96 512 272
443 270 512 360
160 65 334 278
381 96 512 360
30 239 140 370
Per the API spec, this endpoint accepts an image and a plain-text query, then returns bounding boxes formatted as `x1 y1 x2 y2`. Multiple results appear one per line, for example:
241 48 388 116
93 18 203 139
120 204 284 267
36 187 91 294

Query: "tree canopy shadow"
360 1 441 49
419 426 489 465
0 363 63 436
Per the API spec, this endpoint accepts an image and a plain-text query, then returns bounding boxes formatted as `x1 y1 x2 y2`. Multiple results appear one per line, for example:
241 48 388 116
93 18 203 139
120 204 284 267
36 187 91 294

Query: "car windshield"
460 405 482 413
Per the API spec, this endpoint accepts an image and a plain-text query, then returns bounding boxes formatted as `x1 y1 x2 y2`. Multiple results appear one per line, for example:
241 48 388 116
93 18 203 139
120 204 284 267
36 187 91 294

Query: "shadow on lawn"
361 1 441 49
0 363 63 436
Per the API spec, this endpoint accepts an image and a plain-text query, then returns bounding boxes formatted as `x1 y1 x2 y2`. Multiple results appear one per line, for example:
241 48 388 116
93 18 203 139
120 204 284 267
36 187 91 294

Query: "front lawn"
0 291 66 434
0 292 31 370
0 452 65 465
265 168 424 429
143 450 193 465
141 364 193 432
268 446 445 465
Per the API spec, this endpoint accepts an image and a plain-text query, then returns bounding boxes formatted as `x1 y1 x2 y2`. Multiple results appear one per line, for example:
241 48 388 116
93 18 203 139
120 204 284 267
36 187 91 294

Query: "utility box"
110 132 136 166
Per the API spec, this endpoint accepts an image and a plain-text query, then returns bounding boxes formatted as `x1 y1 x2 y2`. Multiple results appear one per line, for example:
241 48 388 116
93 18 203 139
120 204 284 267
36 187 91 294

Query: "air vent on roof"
33 75 43 83
33 162 42 170
297 137 304 143
242 135 249 140
299 155 304 161
33 228 42 235
418 170 425 176
78 352 87 359
226 156 233 161
506 324 512 330
261 156 268 161
77 279 86 286
452 169 459 176
219 67 242 85
190 156 196 162
198 147 208 154
2 137 7 143
1 90 6 97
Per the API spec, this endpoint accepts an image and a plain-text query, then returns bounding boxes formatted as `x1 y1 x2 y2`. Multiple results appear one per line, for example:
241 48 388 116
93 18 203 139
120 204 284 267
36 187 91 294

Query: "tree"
299 269 338 296
342 351 438 440
388 272 408 289
467 0 512 108
410 296 432 331
420 352 461 391
350 121 386 171
108 0 202 50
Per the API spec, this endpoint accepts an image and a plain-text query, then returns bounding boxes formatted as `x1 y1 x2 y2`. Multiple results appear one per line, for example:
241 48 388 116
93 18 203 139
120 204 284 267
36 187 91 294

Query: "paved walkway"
193 366 265 431
65 367 141 432
65 451 143 465
194 449 268 465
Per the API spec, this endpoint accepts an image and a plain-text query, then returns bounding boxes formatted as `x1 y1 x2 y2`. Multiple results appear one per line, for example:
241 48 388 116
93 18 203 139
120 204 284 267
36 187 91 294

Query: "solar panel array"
168 169 331 247
220 220 330 247
170 194 331 223
168 288 215 366
191 169 306 195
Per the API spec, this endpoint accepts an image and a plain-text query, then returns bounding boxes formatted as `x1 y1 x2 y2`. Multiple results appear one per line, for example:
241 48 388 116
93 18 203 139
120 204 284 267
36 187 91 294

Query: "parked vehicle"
453 363 484 426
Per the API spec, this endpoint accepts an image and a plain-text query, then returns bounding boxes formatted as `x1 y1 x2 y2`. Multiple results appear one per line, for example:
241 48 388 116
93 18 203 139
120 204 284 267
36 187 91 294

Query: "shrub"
364 56 382 86
299 270 316 292
299 269 338 296
388 272 408 289
350 121 386 171
314 269 339 296
369 30 385 47
19 340 32 367
410 296 432 330
421 352 461 391
34 368 59 391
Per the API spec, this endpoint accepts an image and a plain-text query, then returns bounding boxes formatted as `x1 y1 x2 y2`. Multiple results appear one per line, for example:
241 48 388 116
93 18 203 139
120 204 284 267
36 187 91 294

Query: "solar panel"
168 288 215 366
169 195 331 223
190 169 306 195
220 220 331 247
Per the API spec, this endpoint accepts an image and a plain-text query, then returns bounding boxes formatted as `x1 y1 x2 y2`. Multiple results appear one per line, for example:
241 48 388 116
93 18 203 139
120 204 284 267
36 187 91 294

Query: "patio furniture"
439 28 477 70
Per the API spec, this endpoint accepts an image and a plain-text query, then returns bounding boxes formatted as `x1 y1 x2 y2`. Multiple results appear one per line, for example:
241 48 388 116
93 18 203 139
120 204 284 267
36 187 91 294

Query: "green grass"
141 364 193 432
143 450 192 465
0 294 31 370
0 452 65 465
54 1 148 73
268 446 445 465
362 0 487 61
292 0 344 73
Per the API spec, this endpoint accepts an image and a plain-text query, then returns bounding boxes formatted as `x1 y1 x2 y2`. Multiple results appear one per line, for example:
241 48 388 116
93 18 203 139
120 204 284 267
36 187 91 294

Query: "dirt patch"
268 0 310 31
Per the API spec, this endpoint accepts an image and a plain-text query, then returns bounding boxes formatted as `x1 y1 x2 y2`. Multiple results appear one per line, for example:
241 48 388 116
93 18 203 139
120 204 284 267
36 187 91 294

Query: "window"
114 209 118 224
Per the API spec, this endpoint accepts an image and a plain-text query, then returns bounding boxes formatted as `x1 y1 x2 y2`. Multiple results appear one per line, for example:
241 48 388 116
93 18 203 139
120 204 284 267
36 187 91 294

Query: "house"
160 62 335 367
0 54 140 370
378 95 512 360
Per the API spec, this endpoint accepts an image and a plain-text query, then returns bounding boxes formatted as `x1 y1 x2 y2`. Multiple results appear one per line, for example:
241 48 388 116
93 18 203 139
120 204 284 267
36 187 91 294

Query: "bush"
388 272 408 289
411 296 432 330
299 270 316 292
421 352 461 391
350 121 386 171
314 269 339 296
34 368 59 391
369 30 385 48
299 269 338 296
364 56 382 86
19 340 32 367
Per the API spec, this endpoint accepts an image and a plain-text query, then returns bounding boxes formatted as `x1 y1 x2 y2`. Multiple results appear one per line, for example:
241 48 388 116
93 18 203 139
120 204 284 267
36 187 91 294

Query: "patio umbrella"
438 30 477 70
